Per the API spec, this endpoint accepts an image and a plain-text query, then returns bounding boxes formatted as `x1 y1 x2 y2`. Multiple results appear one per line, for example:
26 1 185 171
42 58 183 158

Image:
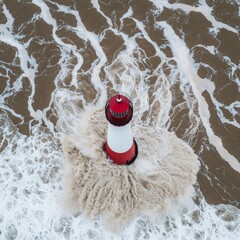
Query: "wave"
61 106 200 232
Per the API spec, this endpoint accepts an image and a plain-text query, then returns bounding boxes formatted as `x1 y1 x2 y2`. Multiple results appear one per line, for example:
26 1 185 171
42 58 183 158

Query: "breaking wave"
61 106 199 232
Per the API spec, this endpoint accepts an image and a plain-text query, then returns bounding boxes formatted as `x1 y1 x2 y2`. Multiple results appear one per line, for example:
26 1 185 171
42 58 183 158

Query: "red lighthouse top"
105 94 133 126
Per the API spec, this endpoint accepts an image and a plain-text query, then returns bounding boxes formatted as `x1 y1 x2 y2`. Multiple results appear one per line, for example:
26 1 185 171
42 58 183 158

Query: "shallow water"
0 0 239 239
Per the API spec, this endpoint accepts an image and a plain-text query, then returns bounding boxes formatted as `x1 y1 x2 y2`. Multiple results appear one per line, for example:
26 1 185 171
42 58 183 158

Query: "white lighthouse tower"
104 94 138 165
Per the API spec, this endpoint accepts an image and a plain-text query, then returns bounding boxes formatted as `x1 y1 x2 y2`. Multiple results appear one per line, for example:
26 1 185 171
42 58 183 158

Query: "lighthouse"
104 94 138 165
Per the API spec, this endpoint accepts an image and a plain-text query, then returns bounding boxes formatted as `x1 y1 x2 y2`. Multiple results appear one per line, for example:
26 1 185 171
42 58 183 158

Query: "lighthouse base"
104 140 138 165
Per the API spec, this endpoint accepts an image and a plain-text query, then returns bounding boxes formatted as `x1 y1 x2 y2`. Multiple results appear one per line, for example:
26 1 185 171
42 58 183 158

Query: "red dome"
105 94 133 126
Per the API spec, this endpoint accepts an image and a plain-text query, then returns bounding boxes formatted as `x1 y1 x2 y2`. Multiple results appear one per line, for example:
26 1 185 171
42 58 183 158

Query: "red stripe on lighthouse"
105 142 137 165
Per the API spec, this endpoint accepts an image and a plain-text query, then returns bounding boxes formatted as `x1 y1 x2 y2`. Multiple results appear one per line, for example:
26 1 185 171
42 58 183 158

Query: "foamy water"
0 0 239 239
60 106 199 233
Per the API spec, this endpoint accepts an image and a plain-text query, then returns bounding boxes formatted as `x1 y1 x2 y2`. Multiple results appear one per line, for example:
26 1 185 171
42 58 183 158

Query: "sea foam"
61 106 200 232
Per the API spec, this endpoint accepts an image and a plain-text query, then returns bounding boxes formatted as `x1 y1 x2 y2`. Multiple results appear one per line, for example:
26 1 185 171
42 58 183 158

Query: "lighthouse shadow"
60 106 200 233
